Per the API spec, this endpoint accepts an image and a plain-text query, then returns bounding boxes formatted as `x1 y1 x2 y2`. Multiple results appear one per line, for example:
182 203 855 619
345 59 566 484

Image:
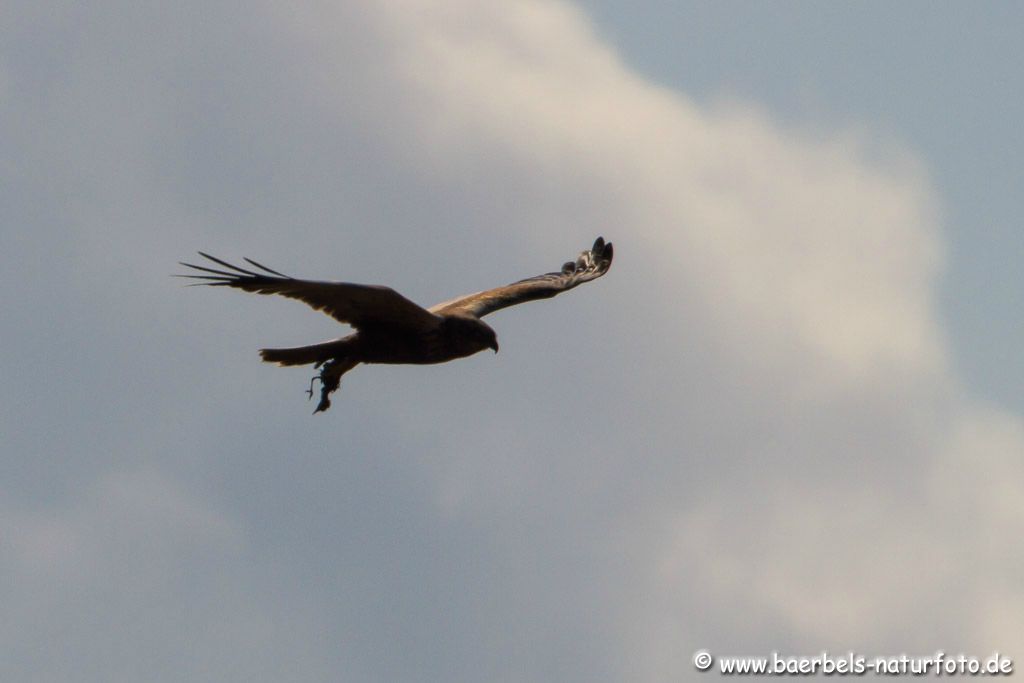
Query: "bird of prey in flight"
178 237 613 413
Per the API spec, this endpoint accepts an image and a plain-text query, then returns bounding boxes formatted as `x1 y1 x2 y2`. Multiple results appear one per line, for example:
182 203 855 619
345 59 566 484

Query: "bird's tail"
259 339 346 367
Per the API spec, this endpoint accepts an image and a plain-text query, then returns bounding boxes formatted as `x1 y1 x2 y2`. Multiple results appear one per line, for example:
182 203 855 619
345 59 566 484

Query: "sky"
1 2 1022 682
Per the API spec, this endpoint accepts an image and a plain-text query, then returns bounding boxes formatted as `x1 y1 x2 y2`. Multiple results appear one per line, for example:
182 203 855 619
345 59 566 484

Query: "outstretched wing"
177 253 441 332
429 237 613 319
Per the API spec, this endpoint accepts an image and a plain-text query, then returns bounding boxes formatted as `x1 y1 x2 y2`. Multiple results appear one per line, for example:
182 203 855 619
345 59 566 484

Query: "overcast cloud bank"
2 1 1021 681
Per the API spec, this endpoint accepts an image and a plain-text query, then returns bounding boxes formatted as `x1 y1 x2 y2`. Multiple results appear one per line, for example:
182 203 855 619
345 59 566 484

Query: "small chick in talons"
307 357 353 414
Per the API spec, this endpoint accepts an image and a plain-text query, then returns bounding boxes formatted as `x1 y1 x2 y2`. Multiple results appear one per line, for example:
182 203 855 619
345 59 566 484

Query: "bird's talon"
306 374 321 400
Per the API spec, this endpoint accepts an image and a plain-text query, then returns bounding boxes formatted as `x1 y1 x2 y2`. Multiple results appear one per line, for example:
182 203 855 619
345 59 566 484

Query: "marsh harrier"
178 237 613 412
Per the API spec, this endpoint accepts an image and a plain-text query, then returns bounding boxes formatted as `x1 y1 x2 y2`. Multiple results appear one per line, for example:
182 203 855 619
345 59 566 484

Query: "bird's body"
356 315 497 365
178 237 612 412
262 315 494 366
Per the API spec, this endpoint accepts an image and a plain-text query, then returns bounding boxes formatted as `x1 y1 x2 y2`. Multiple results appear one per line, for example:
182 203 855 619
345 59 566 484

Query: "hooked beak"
490 340 499 354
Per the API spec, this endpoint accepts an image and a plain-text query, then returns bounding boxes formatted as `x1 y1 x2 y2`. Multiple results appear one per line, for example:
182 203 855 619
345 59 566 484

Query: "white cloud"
281 0 947 392
273 0 1024 668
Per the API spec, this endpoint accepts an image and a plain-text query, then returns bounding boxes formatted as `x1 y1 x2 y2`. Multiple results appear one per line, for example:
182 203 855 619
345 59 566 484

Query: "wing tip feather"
197 251 259 276
243 257 291 278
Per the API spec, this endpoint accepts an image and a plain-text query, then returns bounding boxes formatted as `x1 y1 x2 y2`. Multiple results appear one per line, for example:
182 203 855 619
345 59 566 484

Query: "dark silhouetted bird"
178 237 613 412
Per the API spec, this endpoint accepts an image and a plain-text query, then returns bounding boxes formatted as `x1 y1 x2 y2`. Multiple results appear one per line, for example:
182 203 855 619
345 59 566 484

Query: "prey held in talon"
177 237 613 413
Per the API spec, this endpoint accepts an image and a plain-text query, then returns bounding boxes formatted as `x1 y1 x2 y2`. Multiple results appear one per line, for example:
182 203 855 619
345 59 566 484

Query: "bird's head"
477 320 499 353
445 315 499 355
